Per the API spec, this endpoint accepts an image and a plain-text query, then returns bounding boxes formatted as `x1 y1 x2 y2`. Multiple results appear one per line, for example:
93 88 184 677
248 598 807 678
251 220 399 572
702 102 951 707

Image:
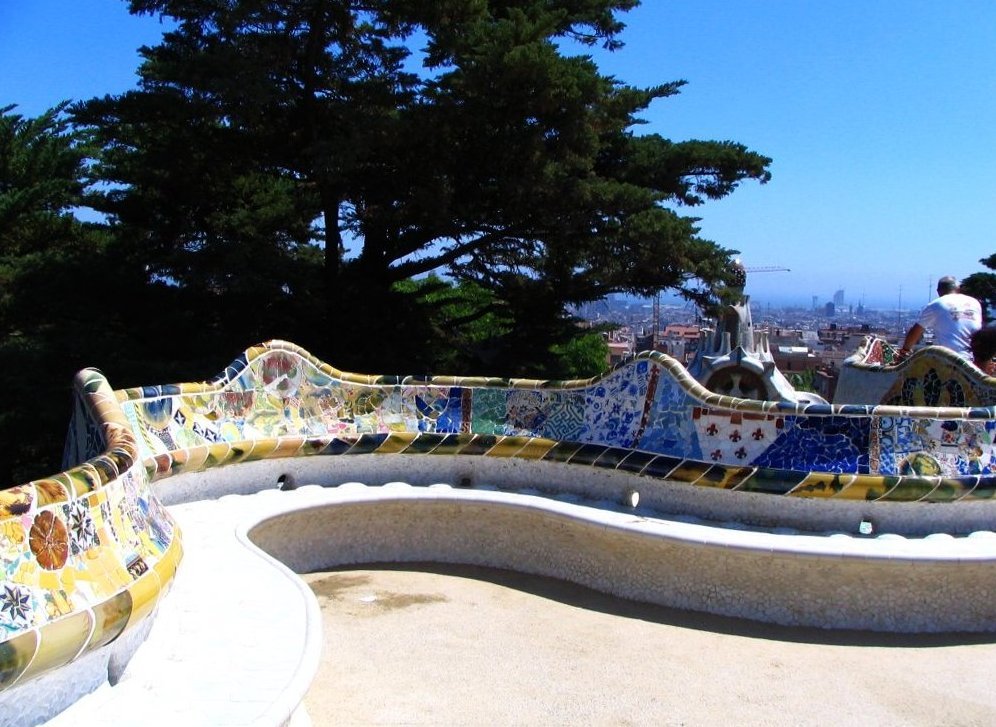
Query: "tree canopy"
961 253 996 320
0 104 120 484
75 0 771 372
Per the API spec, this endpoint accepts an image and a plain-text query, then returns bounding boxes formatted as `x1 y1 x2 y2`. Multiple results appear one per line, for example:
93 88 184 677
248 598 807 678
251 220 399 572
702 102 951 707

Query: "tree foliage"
0 104 120 483
75 0 771 372
961 253 996 320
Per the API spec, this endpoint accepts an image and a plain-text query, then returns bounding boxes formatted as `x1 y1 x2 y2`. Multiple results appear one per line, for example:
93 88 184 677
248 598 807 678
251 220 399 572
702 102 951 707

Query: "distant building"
772 346 816 373
833 289 845 307
605 328 635 367
606 341 631 367
768 328 808 346
634 332 654 353
817 323 889 351
659 323 701 363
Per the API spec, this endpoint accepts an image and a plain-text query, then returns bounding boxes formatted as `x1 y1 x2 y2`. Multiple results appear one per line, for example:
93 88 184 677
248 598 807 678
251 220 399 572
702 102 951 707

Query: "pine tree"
76 0 771 374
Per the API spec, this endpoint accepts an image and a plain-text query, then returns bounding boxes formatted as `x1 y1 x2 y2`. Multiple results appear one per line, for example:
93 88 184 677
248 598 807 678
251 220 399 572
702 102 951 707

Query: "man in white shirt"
898 275 982 359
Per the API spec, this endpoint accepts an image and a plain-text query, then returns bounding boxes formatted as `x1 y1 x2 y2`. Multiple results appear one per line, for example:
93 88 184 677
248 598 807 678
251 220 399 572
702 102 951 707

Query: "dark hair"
937 276 958 295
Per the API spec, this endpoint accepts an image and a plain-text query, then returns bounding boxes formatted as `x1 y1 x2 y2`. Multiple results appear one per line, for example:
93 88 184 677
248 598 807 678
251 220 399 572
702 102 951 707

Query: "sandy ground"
302 564 996 726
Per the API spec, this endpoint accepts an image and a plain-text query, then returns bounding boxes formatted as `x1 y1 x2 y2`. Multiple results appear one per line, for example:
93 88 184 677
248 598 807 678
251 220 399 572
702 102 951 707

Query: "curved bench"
835 335 996 406
0 371 180 725
2 339 996 724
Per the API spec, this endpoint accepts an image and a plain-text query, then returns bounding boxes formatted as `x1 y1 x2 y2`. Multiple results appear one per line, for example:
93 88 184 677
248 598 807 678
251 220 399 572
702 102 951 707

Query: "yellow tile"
375 433 418 454
17 610 92 684
47 589 74 618
696 465 752 490
244 438 279 460
154 538 182 588
79 548 132 596
832 474 892 501
206 441 234 466
0 487 34 517
84 590 132 653
125 569 162 630
513 438 558 460
271 437 307 459
0 628 38 689
791 472 854 498
485 437 531 458
180 445 210 472
33 480 69 507
667 461 712 484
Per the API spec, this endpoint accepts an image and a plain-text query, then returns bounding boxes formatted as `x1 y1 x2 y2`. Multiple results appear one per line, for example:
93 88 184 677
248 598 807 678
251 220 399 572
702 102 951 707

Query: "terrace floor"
304 564 996 726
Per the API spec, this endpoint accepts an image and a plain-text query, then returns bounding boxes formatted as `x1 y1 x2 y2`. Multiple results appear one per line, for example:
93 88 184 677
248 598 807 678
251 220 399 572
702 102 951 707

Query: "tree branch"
389 228 516 280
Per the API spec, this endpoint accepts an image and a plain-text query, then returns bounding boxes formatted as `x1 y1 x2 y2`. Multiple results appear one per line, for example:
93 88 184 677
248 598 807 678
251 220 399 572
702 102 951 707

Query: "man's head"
937 275 959 296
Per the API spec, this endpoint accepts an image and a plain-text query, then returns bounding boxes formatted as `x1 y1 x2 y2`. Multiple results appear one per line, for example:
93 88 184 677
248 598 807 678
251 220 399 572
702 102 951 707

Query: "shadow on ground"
307 561 996 648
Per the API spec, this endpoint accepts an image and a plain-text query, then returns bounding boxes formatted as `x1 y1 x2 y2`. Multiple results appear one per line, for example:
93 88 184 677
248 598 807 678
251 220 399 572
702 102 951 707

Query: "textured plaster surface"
162 455 996 537
1 620 151 726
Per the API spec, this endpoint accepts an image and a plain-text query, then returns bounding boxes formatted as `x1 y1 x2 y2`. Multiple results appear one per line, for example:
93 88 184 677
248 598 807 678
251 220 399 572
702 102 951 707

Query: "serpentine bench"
835 335 996 406
2 339 995 724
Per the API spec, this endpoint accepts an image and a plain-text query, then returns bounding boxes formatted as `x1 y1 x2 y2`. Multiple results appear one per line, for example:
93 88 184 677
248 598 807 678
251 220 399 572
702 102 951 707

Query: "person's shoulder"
965 293 983 307
953 292 982 309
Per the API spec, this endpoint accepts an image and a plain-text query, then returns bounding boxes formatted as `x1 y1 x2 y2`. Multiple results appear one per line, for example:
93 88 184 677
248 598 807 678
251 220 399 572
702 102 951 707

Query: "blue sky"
2 1 994 310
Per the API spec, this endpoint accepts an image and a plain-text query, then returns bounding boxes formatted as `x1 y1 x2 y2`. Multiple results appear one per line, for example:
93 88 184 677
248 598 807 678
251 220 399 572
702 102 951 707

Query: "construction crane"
650 264 789 349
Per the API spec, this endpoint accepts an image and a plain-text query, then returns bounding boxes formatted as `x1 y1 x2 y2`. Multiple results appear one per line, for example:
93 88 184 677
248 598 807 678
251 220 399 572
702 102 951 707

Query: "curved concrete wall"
250 489 996 633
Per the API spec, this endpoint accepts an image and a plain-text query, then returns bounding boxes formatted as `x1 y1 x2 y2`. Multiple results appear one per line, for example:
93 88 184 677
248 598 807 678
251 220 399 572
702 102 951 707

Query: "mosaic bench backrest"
4 338 996 697
1 370 180 695
122 340 996 503
836 336 996 407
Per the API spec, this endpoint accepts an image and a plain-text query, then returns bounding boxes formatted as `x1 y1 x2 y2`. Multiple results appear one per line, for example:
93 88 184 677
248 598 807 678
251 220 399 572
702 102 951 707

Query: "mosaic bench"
835 335 996 406
2 339 996 724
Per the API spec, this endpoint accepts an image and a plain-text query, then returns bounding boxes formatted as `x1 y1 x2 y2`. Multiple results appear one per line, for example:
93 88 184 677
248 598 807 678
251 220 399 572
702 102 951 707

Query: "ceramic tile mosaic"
3 338 996 701
837 336 996 406
1 370 180 695
113 341 996 493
